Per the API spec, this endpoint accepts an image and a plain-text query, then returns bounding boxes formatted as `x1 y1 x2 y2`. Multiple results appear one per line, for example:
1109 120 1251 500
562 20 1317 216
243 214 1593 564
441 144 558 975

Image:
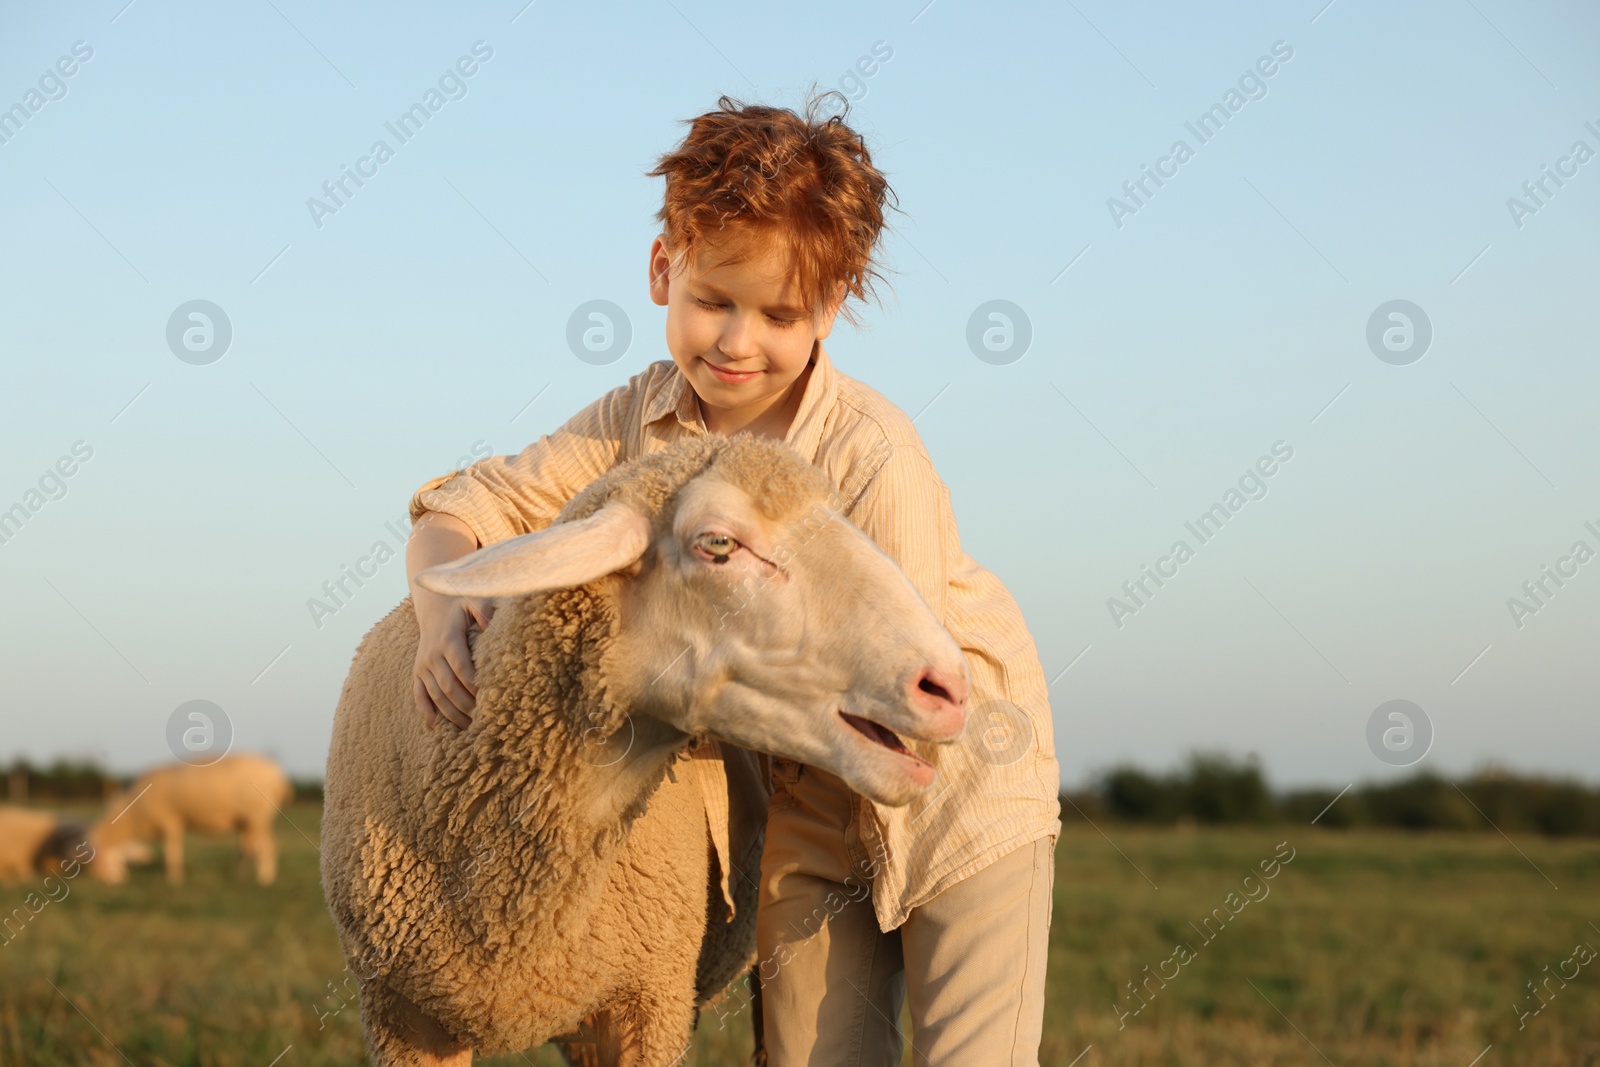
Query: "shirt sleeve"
408 381 635 546
845 440 951 625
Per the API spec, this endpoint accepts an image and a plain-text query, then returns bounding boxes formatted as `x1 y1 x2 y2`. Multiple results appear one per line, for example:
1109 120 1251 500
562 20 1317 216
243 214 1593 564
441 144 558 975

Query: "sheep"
321 434 971 1066
0 806 89 882
88 753 292 885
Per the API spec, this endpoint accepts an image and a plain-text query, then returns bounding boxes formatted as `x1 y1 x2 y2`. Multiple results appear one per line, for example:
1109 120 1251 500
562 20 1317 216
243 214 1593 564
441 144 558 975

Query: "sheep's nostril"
914 668 968 708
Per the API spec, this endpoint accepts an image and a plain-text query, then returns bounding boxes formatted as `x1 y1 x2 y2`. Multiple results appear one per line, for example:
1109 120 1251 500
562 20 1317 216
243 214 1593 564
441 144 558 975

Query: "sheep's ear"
415 500 651 598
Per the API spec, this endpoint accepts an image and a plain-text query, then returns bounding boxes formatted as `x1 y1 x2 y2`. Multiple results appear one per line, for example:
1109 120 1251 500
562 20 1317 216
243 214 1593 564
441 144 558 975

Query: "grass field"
3 804 1597 1066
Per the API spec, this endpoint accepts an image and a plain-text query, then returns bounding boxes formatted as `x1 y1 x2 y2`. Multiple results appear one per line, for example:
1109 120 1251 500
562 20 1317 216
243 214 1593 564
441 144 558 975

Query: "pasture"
3 805 1596 1066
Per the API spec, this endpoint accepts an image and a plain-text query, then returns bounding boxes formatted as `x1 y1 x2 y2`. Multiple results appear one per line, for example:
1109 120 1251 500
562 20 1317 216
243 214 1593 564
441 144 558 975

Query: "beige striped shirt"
410 343 1061 931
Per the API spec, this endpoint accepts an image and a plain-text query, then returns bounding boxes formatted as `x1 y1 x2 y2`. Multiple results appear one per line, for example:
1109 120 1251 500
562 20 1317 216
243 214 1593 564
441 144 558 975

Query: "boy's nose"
719 320 762 361
717 343 759 364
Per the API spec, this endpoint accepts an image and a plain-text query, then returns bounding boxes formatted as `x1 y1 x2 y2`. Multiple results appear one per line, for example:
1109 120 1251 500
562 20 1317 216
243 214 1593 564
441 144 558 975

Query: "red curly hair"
645 90 897 328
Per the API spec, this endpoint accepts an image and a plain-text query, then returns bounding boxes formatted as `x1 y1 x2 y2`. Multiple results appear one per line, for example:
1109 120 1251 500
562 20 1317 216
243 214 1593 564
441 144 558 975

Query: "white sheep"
0 805 88 882
321 434 970 1066
88 753 292 885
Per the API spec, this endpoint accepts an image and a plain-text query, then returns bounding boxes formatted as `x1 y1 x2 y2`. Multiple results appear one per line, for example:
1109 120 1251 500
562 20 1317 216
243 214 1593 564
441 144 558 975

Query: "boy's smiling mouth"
701 358 762 384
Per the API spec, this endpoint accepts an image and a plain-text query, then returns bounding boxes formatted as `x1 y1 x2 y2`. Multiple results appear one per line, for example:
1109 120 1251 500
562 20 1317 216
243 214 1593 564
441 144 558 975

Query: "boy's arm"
846 436 1054 766
844 443 951 625
406 376 643 727
409 381 637 545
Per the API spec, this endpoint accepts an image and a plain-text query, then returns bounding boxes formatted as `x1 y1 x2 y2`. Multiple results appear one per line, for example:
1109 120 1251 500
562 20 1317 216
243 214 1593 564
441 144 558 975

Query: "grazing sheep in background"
322 435 970 1066
33 817 91 877
88 754 291 885
0 806 88 882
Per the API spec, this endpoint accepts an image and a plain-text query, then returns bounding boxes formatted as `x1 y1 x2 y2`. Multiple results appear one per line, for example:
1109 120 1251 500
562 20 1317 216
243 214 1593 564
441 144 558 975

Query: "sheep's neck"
440 584 690 934
504 694 688 941
512 587 690 832
570 714 693 826
95 792 150 846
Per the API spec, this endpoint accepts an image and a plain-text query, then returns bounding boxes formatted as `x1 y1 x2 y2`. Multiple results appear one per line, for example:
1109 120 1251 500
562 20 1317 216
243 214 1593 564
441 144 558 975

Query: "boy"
406 93 1060 1066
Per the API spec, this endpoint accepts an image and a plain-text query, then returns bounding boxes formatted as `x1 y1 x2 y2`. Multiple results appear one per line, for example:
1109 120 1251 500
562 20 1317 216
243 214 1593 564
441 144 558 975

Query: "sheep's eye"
694 532 737 563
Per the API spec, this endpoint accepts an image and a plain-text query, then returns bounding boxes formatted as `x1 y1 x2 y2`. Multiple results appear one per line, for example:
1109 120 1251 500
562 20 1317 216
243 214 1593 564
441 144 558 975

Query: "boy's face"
648 231 843 430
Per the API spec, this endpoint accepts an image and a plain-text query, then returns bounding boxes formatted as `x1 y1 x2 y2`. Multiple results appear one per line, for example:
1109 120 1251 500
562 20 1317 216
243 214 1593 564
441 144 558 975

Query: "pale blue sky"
1 0 1596 787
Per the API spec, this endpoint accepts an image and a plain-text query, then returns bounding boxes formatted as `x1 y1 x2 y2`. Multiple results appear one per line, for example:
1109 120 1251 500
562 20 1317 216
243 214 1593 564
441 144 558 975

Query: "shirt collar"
784 340 839 466
643 363 707 432
643 341 841 464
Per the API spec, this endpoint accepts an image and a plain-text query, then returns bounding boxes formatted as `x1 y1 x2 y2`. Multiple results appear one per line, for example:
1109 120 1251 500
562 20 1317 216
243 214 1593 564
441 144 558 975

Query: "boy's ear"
814 280 848 340
647 234 674 307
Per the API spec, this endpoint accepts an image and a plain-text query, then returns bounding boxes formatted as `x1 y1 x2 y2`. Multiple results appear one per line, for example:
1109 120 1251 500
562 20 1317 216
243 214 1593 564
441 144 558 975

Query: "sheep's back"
0 806 58 881
138 756 291 834
321 599 428 932
319 596 740 1052
321 600 507 1031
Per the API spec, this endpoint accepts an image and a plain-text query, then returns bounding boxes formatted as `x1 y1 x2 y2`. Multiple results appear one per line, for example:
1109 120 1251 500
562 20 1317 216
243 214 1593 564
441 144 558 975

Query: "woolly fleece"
319 435 832 1062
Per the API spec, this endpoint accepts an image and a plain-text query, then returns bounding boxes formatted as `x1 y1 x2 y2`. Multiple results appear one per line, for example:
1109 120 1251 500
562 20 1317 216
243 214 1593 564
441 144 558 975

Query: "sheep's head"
84 826 129 884
84 794 148 884
33 820 92 879
416 437 969 807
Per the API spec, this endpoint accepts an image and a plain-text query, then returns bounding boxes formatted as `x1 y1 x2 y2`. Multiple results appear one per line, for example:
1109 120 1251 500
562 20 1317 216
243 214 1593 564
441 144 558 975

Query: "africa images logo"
306 41 494 229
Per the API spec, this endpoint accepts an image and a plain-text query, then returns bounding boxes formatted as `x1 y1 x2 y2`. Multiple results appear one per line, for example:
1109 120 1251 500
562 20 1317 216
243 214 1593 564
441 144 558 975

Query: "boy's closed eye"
691 295 805 330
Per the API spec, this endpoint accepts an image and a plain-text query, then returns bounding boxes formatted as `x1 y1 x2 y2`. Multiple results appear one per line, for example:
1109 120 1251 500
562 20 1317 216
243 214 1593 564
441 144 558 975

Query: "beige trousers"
754 762 1055 1067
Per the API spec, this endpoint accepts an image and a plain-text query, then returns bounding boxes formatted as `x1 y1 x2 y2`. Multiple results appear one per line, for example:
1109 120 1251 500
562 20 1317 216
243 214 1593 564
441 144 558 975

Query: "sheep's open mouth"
840 712 915 757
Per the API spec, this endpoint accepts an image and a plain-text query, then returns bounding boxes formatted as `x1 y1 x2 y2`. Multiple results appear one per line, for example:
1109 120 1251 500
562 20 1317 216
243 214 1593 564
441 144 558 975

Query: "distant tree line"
7 753 1595 834
3 758 324 804
1060 753 1600 836
4 758 108 801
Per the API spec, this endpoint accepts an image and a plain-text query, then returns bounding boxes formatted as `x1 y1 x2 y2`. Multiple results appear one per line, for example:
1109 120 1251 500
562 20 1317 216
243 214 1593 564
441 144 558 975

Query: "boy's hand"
406 510 492 730
412 589 496 730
